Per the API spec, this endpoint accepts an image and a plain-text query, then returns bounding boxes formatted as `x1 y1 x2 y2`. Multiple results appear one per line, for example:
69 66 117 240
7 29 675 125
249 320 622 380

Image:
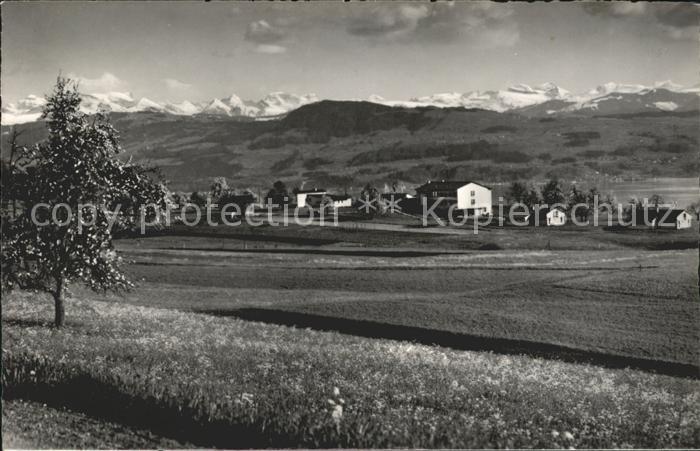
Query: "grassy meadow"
3 292 699 448
3 222 699 447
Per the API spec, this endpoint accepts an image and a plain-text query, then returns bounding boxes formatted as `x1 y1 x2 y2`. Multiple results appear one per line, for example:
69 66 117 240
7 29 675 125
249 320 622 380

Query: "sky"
2 1 699 104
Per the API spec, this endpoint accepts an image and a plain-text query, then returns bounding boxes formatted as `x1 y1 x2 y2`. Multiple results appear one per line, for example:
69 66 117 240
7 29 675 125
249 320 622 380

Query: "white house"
545 207 567 226
415 181 492 216
295 188 326 207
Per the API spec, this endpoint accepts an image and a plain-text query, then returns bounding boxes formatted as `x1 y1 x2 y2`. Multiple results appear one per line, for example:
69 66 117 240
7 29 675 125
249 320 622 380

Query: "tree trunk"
53 277 65 328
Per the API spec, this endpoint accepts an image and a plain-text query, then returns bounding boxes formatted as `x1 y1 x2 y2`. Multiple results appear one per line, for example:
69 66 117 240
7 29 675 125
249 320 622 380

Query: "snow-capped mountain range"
1 91 321 125
371 81 699 113
3 81 698 125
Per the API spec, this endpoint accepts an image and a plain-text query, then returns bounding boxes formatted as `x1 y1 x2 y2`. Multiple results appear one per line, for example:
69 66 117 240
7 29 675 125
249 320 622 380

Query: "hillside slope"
2 102 698 192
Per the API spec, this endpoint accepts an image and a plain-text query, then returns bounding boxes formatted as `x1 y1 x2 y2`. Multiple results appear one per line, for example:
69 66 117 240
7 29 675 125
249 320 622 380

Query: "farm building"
415 181 492 217
635 207 693 229
306 194 353 209
295 188 326 207
525 206 567 226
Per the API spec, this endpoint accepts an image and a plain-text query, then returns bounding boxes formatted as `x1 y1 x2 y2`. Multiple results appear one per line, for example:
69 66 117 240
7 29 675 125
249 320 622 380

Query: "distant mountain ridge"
2 81 698 125
2 98 697 192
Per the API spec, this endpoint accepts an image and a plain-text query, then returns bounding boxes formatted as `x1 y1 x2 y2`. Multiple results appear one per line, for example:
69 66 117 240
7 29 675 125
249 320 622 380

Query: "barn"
414 181 492 217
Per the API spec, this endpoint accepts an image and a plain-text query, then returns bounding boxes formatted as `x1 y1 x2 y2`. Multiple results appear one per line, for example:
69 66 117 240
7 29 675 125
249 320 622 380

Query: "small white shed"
651 209 693 229
546 207 567 226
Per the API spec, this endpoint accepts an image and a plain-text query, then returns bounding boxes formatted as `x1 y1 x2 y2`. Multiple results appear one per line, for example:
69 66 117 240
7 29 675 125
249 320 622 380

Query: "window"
471 199 475 205
471 190 475 196
553 211 559 217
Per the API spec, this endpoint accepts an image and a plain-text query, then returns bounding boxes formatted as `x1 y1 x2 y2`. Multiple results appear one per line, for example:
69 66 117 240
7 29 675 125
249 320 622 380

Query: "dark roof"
297 188 326 194
415 180 490 193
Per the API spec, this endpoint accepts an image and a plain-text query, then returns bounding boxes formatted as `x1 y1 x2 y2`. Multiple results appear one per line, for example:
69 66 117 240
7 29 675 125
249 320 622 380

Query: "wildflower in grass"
331 403 343 426
564 431 574 440
328 386 345 427
552 430 560 438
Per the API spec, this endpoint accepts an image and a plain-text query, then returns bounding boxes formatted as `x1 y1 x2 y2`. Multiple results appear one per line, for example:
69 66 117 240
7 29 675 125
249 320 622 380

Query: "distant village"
171 178 695 230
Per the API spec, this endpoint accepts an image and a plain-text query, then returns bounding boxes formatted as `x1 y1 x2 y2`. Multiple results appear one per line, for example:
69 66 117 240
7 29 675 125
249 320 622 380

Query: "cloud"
163 78 192 90
68 72 125 92
655 4 699 40
347 4 430 38
254 44 287 54
654 3 699 29
244 19 289 54
245 20 287 44
346 3 520 47
582 2 647 18
582 2 699 41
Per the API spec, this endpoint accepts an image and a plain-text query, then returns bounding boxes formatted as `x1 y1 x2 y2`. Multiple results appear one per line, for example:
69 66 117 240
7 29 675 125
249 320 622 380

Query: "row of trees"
172 179 293 209
507 179 612 221
506 179 673 222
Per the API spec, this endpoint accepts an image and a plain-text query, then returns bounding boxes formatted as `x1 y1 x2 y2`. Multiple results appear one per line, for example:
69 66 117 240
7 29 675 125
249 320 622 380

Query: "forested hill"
2 101 698 192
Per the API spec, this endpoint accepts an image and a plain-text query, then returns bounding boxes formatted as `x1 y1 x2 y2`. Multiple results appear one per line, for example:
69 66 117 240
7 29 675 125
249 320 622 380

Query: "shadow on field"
119 228 340 246
160 247 451 258
205 308 699 379
3 372 296 449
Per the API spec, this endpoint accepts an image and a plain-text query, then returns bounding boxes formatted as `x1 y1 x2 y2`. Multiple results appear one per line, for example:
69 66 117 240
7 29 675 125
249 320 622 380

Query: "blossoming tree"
1 77 169 327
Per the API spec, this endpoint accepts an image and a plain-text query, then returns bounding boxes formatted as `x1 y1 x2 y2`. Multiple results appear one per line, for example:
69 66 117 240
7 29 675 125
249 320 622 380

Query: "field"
3 222 699 447
107 224 700 368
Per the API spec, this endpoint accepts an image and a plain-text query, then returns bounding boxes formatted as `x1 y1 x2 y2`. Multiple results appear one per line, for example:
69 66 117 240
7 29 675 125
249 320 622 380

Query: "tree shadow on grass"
202 307 699 379
3 373 284 449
